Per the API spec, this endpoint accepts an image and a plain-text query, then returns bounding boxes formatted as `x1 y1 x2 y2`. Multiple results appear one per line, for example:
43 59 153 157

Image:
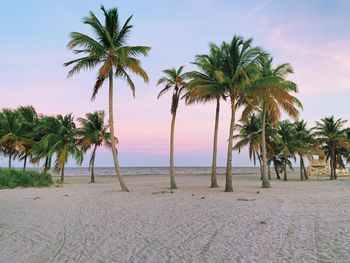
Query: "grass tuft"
0 168 53 189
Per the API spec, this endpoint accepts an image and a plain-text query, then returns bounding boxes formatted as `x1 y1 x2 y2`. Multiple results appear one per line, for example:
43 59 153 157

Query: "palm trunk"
274 165 281 179
44 156 49 172
300 154 304 181
90 144 97 183
8 153 12 169
61 164 65 183
169 107 178 189
330 158 334 180
109 70 129 192
333 156 337 180
261 104 271 188
303 160 308 180
225 98 235 192
210 97 220 188
284 163 288 181
48 157 52 170
258 155 263 180
268 162 271 180
23 154 28 171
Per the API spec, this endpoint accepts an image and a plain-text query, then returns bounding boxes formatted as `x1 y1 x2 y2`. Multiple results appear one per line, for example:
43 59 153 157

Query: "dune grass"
0 168 52 189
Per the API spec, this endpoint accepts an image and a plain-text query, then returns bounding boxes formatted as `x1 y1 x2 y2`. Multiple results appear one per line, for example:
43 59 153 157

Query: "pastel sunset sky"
1 0 350 167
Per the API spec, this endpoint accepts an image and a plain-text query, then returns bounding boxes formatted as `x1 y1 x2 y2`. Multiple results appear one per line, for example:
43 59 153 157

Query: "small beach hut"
306 154 330 176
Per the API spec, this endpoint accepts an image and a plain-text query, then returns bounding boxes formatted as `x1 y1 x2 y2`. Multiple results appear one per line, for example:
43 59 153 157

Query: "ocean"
55 167 285 176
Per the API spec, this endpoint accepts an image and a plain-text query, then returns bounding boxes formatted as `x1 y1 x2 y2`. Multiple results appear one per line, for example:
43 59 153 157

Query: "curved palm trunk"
210 97 220 188
109 71 129 192
169 107 178 189
225 98 235 192
61 164 65 183
261 105 271 188
90 144 98 183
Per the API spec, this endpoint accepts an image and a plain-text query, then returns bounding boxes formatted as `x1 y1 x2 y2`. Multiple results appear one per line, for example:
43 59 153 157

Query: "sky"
1 0 350 167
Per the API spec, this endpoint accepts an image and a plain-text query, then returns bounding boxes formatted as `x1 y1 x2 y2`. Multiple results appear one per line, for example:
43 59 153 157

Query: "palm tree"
185 44 226 188
245 57 301 187
293 120 322 181
34 114 82 182
0 109 26 168
157 66 188 189
314 116 350 180
234 114 261 169
32 115 60 172
78 111 111 183
277 120 299 181
64 5 150 192
219 35 263 192
17 106 39 171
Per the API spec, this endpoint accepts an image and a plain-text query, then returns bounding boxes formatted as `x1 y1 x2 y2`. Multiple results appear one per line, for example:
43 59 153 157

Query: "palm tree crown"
64 5 150 98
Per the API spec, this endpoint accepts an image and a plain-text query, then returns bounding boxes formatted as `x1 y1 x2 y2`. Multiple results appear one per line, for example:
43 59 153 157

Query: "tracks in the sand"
1 177 350 263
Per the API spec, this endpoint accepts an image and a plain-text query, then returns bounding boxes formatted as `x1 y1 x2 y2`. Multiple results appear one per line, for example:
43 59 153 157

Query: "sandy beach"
0 173 350 263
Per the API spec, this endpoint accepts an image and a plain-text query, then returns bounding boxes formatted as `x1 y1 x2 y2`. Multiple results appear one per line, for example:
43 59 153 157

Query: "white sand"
1 173 350 263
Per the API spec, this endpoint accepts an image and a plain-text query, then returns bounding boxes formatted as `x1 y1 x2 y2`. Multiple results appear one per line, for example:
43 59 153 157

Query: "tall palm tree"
185 44 226 188
245 57 301 187
64 5 150 192
78 111 111 183
0 109 26 168
157 66 188 189
314 116 350 180
219 35 263 192
34 114 82 182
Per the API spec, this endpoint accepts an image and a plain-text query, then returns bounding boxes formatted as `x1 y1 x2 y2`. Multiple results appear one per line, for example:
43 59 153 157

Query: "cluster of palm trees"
157 38 350 190
0 106 112 183
157 36 304 191
235 116 350 181
3 5 348 193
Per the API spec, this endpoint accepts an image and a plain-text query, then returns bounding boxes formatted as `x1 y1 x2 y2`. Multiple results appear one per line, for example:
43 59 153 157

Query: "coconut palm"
78 111 111 183
245 57 301 187
34 114 82 182
234 114 261 168
64 5 150 192
185 44 226 188
314 116 350 180
293 120 322 181
0 109 26 168
277 120 299 181
32 115 60 172
157 66 188 189
17 106 39 170
219 35 263 192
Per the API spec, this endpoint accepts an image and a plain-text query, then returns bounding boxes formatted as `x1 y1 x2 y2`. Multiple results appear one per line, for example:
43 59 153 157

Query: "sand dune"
1 173 350 263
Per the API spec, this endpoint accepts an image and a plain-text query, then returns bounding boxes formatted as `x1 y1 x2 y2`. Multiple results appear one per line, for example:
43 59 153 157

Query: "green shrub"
0 168 53 189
